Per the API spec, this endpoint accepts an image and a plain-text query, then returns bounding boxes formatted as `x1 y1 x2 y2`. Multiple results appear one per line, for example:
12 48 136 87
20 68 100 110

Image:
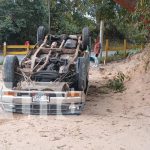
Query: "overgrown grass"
100 48 141 63
107 72 127 93
99 51 127 63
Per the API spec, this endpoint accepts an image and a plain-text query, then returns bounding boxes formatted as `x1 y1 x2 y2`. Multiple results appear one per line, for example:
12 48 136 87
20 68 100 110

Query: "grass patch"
100 48 141 63
107 72 127 93
100 51 127 63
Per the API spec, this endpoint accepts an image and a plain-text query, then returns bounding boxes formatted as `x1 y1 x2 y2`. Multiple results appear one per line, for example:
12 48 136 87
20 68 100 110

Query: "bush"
107 72 126 92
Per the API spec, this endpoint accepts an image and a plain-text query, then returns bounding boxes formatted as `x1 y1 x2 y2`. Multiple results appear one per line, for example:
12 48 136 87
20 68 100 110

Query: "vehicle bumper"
0 90 85 115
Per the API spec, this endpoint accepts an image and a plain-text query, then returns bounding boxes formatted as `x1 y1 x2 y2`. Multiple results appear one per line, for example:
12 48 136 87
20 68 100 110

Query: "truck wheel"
81 27 90 50
2 55 19 89
77 58 87 91
84 78 89 94
37 26 46 45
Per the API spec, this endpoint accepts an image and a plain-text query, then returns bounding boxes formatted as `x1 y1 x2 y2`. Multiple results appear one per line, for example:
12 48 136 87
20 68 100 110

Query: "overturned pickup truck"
0 26 91 115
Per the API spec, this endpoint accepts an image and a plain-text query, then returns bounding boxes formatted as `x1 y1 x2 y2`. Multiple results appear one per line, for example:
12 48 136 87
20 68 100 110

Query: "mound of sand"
94 43 150 83
0 45 150 150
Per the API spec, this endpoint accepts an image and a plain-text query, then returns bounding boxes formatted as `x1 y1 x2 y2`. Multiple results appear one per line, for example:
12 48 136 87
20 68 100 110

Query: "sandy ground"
0 45 150 150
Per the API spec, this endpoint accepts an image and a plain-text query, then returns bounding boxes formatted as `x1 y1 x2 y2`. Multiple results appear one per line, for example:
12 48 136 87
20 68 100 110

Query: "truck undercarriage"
0 27 90 114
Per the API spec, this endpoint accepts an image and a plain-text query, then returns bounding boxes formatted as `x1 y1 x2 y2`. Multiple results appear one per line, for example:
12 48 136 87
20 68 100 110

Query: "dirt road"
0 48 150 150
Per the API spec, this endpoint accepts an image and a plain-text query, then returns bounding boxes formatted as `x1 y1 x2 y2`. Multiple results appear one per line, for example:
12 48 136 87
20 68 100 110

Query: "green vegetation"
100 48 141 63
107 72 127 92
0 0 149 45
0 0 95 44
101 51 128 63
0 0 47 44
91 0 149 43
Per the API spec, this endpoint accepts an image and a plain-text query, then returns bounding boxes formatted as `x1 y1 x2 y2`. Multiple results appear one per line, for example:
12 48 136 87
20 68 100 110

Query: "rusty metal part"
33 57 46 72
19 81 69 91
59 40 65 48
31 35 48 70
17 34 84 88
37 50 52 72
67 36 82 67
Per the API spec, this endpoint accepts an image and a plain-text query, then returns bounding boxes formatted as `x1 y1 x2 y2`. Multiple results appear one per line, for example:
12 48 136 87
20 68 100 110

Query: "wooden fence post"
141 44 144 50
27 44 30 53
105 39 109 63
141 0 144 5
124 39 127 56
3 42 7 56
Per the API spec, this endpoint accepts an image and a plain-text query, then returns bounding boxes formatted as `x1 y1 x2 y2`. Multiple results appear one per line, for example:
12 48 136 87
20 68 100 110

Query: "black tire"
2 55 19 89
77 58 87 91
81 27 90 50
37 26 46 45
84 78 89 94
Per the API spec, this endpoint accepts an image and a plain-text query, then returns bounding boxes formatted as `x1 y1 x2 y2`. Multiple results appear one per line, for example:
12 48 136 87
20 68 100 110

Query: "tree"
87 0 149 44
0 0 47 44
49 0 95 34
0 0 96 44
133 0 150 35
87 0 117 62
